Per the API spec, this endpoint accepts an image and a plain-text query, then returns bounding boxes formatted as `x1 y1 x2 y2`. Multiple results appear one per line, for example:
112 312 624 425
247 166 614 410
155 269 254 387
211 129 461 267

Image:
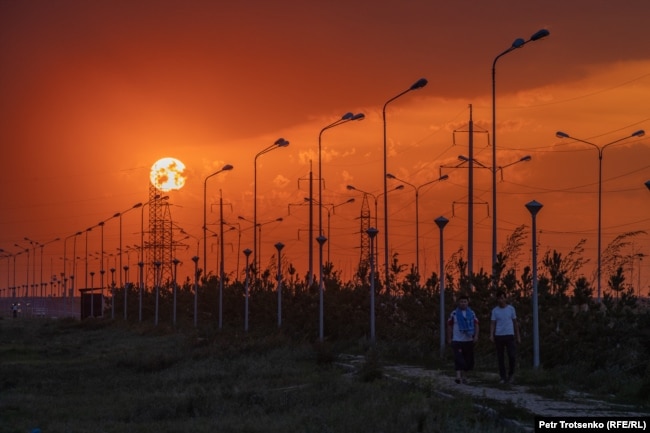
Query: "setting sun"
150 157 186 192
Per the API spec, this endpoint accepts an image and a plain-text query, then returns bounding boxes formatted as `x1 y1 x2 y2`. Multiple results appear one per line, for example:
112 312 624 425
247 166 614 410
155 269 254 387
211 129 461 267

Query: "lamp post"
154 261 161 326
386 173 448 275
317 234 327 341
318 112 364 294
110 268 116 319
191 255 199 327
525 200 543 369
203 164 233 276
172 258 180 326
254 138 289 278
243 248 252 332
383 78 428 292
556 129 645 302
275 242 284 328
435 216 449 357
123 265 129 320
367 227 379 344
492 29 549 286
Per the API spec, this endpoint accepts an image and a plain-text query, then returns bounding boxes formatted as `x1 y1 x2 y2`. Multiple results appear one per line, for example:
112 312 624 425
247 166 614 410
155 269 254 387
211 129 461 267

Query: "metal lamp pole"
435 216 449 357
203 164 233 276
275 242 284 328
525 200 543 369
367 227 379 344
556 129 644 302
383 78 428 292
492 29 549 285
254 139 289 278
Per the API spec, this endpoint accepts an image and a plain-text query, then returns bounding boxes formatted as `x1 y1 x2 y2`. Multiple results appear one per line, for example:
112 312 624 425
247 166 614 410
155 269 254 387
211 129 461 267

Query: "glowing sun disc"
150 157 186 191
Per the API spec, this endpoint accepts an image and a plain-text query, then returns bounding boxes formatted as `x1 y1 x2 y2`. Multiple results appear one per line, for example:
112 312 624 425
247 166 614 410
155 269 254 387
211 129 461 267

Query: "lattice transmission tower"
146 184 174 287
357 193 371 277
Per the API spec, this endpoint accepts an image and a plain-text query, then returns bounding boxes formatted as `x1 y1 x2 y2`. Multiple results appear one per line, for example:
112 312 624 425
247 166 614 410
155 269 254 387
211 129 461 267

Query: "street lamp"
318 112 364 296
383 78 427 292
434 216 449 357
254 138 289 277
556 129 645 302
367 227 379 344
386 173 448 275
525 200 543 369
243 248 252 332
191 255 199 327
646 180 650 191
492 29 549 285
317 234 327 341
275 242 284 328
203 164 234 276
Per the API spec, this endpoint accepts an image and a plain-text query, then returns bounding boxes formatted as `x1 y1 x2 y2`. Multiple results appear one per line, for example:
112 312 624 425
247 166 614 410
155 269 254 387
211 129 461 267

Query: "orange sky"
1 0 649 292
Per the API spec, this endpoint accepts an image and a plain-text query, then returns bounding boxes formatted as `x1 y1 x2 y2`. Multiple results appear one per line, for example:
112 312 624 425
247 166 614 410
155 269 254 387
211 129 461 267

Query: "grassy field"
0 318 526 433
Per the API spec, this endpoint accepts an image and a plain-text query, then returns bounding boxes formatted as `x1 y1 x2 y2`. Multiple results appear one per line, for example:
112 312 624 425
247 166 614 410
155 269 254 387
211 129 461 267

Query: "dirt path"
338 354 648 430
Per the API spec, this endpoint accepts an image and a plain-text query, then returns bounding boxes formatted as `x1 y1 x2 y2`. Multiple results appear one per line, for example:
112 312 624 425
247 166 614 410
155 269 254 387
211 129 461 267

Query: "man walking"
490 291 520 384
447 294 479 384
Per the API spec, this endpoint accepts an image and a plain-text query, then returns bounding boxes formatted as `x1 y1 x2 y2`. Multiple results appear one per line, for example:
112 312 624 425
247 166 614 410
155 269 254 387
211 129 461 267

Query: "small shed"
78 288 104 319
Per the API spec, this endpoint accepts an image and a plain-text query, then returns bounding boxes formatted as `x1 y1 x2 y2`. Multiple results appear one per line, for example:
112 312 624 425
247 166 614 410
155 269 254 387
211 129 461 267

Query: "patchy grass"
0 319 523 433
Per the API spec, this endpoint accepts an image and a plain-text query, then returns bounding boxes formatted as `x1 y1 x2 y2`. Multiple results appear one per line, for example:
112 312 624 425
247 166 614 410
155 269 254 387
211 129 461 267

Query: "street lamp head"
316 235 327 245
346 185 356 191
346 198 355 204
133 202 143 209
341 112 354 120
274 242 285 251
395 185 405 191
434 216 449 229
632 130 645 138
366 227 379 238
410 78 428 90
221 164 234 171
386 173 397 179
458 155 469 162
274 138 290 147
512 38 525 49
525 199 544 216
275 217 284 222
556 131 570 139
191 256 199 263
645 180 650 191
351 113 365 121
520 155 532 162
243 248 252 257
530 29 550 41
113 212 121 218
439 174 450 181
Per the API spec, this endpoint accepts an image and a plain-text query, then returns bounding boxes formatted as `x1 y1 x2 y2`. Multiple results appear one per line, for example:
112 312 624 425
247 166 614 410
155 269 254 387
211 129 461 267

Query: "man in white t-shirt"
490 291 520 384
446 294 479 384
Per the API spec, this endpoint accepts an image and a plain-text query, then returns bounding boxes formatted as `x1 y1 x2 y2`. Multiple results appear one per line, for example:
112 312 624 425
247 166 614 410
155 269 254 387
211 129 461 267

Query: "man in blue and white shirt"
446 294 479 384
